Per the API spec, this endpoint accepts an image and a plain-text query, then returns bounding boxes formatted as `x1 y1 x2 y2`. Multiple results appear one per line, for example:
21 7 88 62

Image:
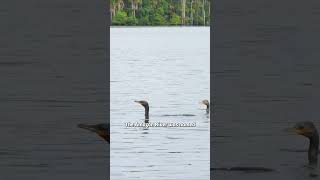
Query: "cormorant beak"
284 127 313 136
78 124 97 133
284 127 298 133
134 100 142 105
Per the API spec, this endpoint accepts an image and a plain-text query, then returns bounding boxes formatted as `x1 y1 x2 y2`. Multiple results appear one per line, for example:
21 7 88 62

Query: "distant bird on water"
201 99 210 114
78 123 110 143
134 100 149 123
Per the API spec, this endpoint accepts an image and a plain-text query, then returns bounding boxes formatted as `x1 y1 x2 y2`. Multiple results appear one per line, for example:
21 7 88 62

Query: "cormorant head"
201 100 210 111
134 100 149 108
292 121 318 138
201 100 209 107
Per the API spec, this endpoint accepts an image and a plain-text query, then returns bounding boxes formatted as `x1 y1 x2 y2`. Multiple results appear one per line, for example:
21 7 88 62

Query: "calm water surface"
213 1 320 179
0 1 107 179
111 27 210 180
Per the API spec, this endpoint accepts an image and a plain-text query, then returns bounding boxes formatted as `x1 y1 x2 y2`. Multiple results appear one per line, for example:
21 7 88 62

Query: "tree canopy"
110 0 211 26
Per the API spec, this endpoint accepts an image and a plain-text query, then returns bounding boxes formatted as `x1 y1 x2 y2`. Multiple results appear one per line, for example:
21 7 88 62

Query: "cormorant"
290 121 319 167
212 121 319 174
201 99 210 113
134 100 149 123
78 123 110 143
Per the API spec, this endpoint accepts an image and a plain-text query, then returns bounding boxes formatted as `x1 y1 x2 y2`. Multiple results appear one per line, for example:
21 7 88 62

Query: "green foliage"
170 13 181 25
111 0 211 26
127 16 138 25
138 16 150 25
112 11 128 25
153 13 167 25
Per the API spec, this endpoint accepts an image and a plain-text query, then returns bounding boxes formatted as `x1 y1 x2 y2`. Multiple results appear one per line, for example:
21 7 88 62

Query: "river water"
0 0 108 179
212 0 320 179
111 27 210 180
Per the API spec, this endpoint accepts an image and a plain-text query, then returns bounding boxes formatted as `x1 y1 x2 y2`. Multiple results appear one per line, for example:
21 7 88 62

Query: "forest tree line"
110 0 211 26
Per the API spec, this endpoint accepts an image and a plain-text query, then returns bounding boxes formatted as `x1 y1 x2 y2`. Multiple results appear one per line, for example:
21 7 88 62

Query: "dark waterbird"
134 100 150 123
201 99 210 114
287 121 319 167
284 121 319 178
78 123 110 143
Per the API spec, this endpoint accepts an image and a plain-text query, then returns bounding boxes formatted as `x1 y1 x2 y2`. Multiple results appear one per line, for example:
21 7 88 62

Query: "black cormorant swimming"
134 100 149 123
290 121 319 167
78 123 110 143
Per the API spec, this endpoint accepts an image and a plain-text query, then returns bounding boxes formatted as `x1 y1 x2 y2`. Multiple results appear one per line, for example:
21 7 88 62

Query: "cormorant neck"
308 133 319 166
144 105 149 120
206 104 210 113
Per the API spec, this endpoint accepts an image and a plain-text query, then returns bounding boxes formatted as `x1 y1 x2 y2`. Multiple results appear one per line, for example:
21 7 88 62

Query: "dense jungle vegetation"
110 0 211 26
